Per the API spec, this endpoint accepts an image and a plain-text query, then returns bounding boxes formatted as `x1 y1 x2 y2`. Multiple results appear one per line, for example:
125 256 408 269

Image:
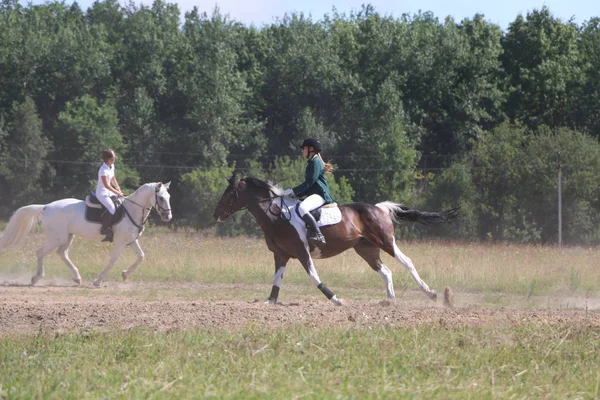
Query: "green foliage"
427 124 600 244
1 2 600 244
468 123 530 241
55 95 131 195
502 7 584 130
0 98 51 212
520 127 600 244
178 165 235 230
577 18 600 137
426 165 478 240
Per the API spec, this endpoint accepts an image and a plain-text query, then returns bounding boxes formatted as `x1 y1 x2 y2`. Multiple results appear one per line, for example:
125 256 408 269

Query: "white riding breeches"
96 191 116 214
298 194 326 216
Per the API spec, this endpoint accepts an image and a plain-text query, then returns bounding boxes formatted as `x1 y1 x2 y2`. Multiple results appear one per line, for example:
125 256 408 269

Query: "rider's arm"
292 157 321 196
101 176 122 196
111 175 122 193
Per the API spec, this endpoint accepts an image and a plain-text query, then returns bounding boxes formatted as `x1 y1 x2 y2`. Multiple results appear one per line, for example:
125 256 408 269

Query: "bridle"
123 188 171 232
218 183 291 221
217 186 248 214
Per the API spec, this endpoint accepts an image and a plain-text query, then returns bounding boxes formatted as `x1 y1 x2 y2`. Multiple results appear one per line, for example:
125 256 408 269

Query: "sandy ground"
1 280 599 337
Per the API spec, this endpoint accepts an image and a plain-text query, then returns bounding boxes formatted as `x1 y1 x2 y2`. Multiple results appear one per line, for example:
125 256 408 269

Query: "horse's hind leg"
354 240 395 299
56 234 82 285
121 239 144 281
388 238 437 301
33 237 62 285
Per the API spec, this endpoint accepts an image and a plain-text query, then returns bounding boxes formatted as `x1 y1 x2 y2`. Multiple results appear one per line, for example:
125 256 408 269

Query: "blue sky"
26 0 598 30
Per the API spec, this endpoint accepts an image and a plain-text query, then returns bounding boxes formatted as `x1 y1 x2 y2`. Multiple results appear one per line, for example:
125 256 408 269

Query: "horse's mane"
243 177 284 196
127 182 154 197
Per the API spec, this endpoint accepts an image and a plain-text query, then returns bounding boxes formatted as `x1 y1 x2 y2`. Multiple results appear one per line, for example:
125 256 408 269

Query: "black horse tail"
375 201 458 226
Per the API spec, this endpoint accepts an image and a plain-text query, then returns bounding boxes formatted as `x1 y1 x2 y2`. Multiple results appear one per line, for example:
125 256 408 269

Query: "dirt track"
1 281 599 337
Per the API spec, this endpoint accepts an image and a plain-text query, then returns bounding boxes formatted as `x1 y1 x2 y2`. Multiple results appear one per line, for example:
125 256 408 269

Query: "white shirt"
96 162 115 196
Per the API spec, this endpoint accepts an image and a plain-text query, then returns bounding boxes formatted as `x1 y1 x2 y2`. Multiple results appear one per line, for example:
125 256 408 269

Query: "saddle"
84 192 125 225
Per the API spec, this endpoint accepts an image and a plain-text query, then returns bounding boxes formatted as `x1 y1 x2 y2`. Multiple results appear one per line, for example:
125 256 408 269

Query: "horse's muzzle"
160 211 172 222
214 212 230 223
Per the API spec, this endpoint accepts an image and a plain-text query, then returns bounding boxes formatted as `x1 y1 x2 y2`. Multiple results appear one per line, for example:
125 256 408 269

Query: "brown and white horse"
214 175 457 305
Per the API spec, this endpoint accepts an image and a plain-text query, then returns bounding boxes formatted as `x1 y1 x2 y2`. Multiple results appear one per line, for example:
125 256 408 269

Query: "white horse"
0 182 172 286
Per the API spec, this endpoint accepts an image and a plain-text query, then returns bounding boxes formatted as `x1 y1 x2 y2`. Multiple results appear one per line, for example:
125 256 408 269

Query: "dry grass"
1 231 599 303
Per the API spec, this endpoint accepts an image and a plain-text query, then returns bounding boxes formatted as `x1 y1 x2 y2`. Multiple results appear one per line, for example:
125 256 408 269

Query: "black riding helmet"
299 138 322 153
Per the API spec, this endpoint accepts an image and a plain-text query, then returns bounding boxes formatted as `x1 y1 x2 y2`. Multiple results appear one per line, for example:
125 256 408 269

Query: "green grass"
1 324 599 399
2 233 600 398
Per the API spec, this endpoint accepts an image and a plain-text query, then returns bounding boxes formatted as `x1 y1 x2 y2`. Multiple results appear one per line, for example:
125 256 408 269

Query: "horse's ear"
164 181 171 190
227 173 238 185
155 183 162 192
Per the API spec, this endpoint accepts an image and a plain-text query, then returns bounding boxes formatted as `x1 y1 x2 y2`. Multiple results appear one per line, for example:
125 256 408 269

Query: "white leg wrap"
273 266 286 287
393 240 436 298
378 264 395 298
307 261 321 286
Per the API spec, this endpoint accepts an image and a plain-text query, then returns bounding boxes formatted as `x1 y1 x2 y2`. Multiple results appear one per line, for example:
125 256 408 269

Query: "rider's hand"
282 188 295 197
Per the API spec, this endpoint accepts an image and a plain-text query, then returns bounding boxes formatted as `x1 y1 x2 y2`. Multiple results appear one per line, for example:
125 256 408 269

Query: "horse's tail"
375 201 458 226
0 205 45 250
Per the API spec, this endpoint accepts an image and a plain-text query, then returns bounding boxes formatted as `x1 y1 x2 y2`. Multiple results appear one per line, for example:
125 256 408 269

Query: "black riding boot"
301 213 326 244
100 211 113 242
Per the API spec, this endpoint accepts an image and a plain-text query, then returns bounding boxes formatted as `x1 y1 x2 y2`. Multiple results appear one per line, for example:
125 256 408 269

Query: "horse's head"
214 174 248 222
154 181 173 222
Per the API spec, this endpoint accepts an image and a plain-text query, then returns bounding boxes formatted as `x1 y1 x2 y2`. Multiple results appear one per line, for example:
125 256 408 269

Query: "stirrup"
308 232 326 244
101 228 113 242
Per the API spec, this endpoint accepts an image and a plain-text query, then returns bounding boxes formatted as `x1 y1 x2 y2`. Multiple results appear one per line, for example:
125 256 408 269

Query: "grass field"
1 230 599 398
1 324 599 399
2 230 599 297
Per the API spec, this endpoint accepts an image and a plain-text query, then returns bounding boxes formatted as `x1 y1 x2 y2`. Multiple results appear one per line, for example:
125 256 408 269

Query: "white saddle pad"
315 206 342 227
278 197 342 228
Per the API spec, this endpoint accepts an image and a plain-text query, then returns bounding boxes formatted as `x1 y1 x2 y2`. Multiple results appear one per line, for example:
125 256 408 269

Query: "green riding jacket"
292 155 334 204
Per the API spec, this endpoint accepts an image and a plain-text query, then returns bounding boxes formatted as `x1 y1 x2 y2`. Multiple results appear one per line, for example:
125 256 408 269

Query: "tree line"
1 0 599 244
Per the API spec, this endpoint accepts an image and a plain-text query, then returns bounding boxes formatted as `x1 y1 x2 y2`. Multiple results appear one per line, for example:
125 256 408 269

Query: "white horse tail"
375 201 458 226
0 205 45 250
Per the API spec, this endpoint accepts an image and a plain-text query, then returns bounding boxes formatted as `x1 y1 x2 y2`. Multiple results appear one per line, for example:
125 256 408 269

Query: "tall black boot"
301 213 326 244
100 211 114 242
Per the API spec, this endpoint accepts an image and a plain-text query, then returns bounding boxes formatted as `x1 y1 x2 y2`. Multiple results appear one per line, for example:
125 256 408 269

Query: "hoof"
443 286 455 308
73 277 82 285
379 299 394 307
121 271 128 281
331 296 343 306
92 279 102 287
31 275 41 285
429 291 438 302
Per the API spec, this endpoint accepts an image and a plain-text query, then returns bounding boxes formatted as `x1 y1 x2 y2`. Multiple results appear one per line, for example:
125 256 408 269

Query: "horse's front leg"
121 239 145 281
298 250 342 306
93 241 127 287
267 252 290 304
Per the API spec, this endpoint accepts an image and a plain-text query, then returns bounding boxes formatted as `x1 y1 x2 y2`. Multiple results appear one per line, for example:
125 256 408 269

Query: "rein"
122 189 170 236
122 198 150 232
220 182 292 221
256 193 293 221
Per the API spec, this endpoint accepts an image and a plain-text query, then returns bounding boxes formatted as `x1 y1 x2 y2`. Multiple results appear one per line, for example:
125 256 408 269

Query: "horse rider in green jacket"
283 138 334 244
